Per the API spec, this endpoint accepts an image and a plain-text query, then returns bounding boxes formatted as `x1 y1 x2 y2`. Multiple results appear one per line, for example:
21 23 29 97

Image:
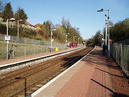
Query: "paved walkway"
32 46 114 97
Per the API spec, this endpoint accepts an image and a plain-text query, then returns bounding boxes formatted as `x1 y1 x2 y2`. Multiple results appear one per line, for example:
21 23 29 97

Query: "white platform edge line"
0 47 82 68
31 46 96 97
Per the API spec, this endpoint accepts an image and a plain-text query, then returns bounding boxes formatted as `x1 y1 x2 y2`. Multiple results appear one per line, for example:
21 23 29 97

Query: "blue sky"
5 0 129 39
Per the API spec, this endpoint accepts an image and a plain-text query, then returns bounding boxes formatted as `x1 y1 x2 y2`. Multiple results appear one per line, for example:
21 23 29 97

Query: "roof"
34 24 42 27
24 21 35 27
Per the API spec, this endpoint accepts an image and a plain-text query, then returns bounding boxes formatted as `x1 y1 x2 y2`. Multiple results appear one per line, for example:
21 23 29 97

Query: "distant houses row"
0 13 41 31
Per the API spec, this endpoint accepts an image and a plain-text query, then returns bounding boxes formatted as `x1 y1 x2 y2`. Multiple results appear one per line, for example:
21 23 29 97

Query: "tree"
15 8 28 21
61 17 71 28
0 1 3 12
42 20 52 35
60 18 83 42
86 31 103 47
86 38 94 47
54 25 65 42
2 2 13 21
61 18 71 36
92 31 103 45
110 18 129 42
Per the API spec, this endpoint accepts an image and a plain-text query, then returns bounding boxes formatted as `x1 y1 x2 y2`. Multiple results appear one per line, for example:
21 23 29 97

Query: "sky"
3 0 129 39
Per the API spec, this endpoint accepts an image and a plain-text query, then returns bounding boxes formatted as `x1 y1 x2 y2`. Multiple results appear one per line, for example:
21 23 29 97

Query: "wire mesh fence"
0 34 68 60
0 33 47 45
110 42 129 77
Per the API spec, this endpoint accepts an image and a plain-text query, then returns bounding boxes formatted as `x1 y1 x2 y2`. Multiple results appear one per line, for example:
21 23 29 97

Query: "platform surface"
32 46 114 97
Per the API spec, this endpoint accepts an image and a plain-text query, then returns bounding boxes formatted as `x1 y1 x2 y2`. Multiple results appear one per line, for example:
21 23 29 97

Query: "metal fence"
0 34 66 46
110 42 129 76
0 34 67 60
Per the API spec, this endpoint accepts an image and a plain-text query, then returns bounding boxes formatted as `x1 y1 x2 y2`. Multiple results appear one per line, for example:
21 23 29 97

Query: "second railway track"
0 47 92 97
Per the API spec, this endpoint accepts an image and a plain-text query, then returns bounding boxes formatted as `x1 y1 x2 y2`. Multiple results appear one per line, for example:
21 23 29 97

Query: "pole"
25 78 27 97
6 19 9 59
17 8 20 42
73 36 76 42
50 30 53 52
6 19 9 36
17 20 20 41
66 34 68 44
105 20 108 46
97 8 110 56
107 10 110 56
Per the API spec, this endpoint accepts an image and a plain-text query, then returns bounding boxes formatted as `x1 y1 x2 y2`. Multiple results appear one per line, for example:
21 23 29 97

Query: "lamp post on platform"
17 19 22 42
65 33 69 44
97 8 110 56
6 18 15 59
50 27 56 52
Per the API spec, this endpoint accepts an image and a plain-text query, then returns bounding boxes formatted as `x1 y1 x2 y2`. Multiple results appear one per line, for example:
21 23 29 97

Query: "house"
34 24 43 31
0 13 35 30
23 21 35 30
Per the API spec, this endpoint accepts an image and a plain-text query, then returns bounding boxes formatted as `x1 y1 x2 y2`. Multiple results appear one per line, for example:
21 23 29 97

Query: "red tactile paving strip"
54 47 113 97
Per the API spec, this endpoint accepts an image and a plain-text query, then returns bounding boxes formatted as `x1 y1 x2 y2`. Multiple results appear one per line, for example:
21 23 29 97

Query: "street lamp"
73 36 77 42
5 18 15 59
50 27 56 52
17 19 23 42
65 34 68 43
65 33 69 44
97 8 110 56
15 77 27 97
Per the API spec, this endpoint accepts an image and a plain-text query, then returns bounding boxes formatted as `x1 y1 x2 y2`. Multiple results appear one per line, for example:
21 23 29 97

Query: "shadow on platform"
96 68 126 78
91 79 129 97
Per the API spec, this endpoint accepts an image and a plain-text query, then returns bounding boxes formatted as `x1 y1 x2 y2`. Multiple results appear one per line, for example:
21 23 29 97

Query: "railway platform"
32 46 115 97
0 47 80 66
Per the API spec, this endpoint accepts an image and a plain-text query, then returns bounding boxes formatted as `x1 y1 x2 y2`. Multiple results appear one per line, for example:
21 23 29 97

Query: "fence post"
120 44 123 66
24 45 26 57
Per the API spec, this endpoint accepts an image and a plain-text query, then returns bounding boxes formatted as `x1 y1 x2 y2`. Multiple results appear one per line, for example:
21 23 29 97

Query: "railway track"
0 48 82 75
0 47 92 97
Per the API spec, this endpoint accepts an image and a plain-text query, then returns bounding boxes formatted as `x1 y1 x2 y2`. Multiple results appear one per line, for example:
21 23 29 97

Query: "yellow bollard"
55 47 59 52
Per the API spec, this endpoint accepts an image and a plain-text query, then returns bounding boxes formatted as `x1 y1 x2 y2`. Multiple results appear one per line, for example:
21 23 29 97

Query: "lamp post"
50 27 56 52
65 33 69 44
17 19 22 42
5 18 15 59
72 36 74 42
50 29 53 52
65 34 68 43
97 8 110 56
15 77 27 97
6 19 9 60
73 36 76 42
17 19 20 41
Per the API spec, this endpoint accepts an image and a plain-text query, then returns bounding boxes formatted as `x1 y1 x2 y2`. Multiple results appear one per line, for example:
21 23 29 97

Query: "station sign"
5 35 11 41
